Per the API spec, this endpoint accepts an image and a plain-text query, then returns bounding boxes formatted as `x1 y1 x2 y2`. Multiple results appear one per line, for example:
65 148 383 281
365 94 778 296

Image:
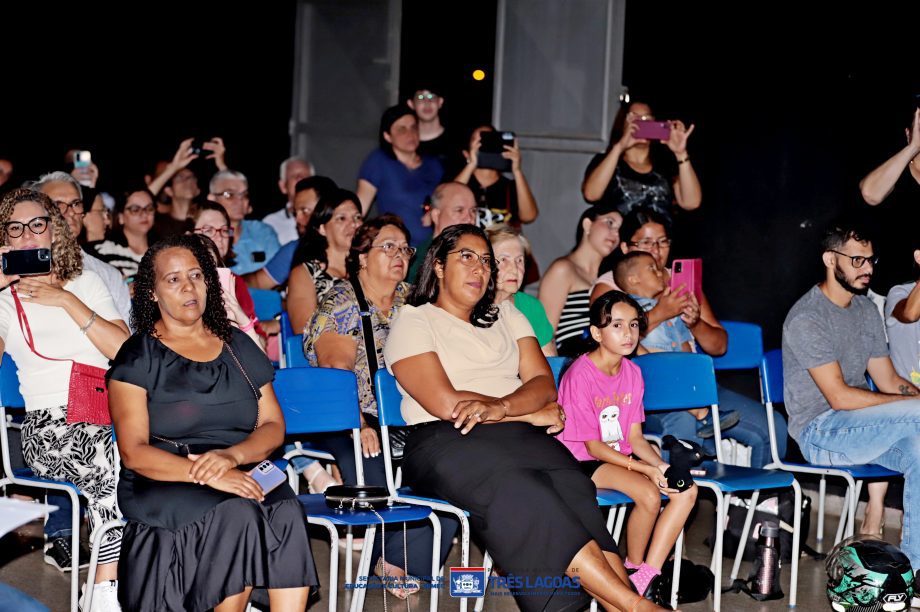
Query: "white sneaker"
80 580 121 612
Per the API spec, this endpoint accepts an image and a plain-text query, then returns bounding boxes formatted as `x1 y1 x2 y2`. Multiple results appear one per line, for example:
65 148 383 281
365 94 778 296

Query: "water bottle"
753 522 781 597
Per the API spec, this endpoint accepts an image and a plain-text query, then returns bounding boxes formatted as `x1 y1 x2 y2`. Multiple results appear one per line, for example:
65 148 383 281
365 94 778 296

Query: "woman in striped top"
539 205 622 356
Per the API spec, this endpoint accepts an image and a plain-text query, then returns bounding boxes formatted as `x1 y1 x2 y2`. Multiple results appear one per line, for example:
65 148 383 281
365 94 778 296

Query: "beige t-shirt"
384 300 536 425
0 270 122 411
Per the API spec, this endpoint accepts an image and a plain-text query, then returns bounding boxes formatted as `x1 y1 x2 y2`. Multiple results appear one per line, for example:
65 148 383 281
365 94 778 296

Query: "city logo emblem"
449 567 486 597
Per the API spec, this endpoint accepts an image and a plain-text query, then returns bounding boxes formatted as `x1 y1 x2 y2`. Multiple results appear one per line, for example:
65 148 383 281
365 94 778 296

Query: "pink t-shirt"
558 353 646 461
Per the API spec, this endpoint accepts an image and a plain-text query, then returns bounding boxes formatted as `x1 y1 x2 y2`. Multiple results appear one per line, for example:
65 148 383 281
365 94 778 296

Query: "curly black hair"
131 233 233 342
409 224 499 328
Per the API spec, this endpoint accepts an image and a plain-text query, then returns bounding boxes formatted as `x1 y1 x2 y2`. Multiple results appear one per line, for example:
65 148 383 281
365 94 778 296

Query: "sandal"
305 462 340 494
374 557 421 599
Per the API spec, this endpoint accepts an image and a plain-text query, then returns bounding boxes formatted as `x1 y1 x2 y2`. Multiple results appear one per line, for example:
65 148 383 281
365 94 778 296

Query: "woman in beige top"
384 224 672 612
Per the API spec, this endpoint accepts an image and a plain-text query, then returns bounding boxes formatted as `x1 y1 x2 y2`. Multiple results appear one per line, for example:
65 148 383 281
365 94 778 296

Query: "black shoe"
43 537 90 572
643 574 673 609
696 409 740 439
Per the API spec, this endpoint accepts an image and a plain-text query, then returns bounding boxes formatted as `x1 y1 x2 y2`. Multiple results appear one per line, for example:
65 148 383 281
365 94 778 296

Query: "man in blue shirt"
208 170 280 275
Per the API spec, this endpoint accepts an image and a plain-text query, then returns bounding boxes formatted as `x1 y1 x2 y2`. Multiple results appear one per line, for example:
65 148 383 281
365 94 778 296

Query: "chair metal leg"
83 518 123 612
789 479 802 608
351 526 376 612
834 476 859 544
817 476 826 546
345 526 354 590
474 550 494 612
428 513 442 612
696 482 725 611
308 518 338 612
730 490 761 582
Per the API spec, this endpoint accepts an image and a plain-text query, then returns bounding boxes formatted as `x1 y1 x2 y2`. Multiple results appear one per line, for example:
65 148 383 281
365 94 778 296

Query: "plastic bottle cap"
760 522 780 538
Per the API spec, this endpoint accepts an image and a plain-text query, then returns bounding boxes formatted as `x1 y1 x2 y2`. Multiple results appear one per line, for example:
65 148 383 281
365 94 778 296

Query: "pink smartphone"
669 258 702 302
249 460 287 494
216 267 234 297
633 120 671 141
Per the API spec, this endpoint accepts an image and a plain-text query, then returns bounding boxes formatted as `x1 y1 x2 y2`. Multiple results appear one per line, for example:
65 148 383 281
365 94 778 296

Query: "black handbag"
323 484 390 511
350 279 410 459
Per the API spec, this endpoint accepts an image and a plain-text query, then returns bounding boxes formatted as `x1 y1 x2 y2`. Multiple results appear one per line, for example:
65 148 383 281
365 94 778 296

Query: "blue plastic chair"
634 352 802 610
250 288 282 321
710 321 764 371
760 349 900 547
283 334 310 369
0 354 82 611
275 367 440 612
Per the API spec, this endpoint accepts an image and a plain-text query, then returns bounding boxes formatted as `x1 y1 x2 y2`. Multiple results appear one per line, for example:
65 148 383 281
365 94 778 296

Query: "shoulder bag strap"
10 285 70 364
350 278 379 395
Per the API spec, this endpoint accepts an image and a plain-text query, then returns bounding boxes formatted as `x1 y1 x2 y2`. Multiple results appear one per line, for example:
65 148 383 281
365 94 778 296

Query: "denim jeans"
798 399 920 569
644 384 788 469
44 494 78 540
0 582 48 611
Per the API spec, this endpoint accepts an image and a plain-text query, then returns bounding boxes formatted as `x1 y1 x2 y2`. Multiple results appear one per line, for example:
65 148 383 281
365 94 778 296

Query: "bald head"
430 182 477 236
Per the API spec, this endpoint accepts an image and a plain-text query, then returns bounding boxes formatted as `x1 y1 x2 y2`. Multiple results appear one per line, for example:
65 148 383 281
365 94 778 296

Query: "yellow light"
472 69 486 81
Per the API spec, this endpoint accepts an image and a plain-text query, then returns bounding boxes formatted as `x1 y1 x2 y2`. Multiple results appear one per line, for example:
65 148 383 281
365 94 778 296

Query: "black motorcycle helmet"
826 535 915 611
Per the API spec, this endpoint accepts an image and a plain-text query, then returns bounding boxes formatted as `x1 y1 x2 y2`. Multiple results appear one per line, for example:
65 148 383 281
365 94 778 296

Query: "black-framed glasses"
829 250 878 269
4 216 50 239
194 225 234 238
370 242 416 259
124 204 155 216
414 92 437 102
629 237 671 250
53 198 84 214
448 248 493 268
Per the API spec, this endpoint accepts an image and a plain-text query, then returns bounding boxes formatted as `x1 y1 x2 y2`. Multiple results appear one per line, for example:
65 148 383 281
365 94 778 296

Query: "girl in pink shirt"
558 290 697 598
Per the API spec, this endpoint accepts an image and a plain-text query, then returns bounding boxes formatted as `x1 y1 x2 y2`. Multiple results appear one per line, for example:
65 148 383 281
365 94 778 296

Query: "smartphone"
670 258 702 302
634 120 671 141
2 248 52 277
478 130 515 172
73 151 92 169
249 460 287 494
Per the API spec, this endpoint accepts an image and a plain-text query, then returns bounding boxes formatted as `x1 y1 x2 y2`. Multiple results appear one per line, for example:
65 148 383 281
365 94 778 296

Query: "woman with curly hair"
107 233 315 611
385 224 670 612
0 188 130 608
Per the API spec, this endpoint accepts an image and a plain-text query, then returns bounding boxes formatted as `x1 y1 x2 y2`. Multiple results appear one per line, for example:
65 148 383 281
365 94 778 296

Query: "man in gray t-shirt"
781 221 920 570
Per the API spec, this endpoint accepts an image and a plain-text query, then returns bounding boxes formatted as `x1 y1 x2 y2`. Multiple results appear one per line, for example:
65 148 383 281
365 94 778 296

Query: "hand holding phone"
249 460 287 494
2 248 52 277
634 120 671 141
670 258 702 303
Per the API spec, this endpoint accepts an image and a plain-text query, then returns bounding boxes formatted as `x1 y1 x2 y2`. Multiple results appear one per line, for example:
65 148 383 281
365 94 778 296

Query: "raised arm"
506 141 538 223
890 281 920 324
667 120 701 211
355 179 377 216
859 109 920 206
147 138 197 197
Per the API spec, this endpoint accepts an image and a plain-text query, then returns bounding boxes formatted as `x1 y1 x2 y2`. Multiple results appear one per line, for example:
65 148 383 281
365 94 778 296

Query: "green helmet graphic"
826 536 914 611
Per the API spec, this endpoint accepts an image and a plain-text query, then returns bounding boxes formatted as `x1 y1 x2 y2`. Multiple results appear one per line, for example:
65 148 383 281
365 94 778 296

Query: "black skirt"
117 494 316 612
403 421 617 612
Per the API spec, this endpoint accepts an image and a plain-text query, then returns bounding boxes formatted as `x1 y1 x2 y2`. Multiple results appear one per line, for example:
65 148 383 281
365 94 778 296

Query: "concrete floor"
0 489 897 611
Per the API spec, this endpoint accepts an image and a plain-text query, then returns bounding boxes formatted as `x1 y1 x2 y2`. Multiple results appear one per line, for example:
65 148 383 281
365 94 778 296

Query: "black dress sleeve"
228 328 275 389
107 333 156 392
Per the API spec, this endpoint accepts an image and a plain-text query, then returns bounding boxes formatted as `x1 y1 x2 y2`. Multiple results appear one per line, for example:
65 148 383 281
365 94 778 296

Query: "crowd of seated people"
4 93 919 612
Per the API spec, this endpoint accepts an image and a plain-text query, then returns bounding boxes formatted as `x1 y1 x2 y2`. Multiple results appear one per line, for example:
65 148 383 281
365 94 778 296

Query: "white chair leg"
817 476 826 546
789 479 802 608
350 526 376 612
708 487 725 611
730 491 761 582
345 526 354 590
66 488 80 612
474 551 494 612
83 518 123 612
428 514 442 612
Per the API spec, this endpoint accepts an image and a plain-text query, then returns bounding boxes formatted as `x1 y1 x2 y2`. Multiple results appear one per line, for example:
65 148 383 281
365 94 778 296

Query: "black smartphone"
478 131 515 172
2 248 51 276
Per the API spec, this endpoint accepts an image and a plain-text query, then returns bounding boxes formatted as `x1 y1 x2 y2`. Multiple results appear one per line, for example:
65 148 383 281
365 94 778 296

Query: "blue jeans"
798 400 920 569
44 494 80 540
0 583 49 611
644 385 788 469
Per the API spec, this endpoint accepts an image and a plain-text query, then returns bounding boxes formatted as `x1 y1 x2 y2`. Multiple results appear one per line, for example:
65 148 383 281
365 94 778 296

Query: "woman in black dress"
108 234 315 611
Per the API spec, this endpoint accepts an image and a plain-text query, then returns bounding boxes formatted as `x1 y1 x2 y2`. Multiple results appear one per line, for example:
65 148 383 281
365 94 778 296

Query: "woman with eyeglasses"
192 201 270 349
81 193 111 244
582 99 701 221
385 224 668 612
88 187 159 280
304 214 458 598
287 189 363 334
538 205 623 357
0 189 130 607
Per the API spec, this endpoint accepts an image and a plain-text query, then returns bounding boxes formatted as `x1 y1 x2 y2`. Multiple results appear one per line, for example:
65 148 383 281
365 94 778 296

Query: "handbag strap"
10 285 73 365
224 341 262 429
350 278 379 395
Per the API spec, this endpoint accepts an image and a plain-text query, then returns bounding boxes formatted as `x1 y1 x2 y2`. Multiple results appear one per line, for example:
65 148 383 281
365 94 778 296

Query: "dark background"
3 2 920 347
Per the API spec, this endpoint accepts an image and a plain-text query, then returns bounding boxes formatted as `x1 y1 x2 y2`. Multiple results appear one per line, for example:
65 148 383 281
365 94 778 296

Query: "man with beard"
783 220 920 574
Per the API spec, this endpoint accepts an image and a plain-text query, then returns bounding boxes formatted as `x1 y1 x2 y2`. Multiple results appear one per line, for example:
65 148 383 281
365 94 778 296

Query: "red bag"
11 286 111 425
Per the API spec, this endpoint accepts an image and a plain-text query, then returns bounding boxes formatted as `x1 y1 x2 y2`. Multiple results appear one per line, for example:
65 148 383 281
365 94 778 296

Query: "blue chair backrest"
759 349 784 405
633 352 719 410
710 321 763 371
280 311 295 345
546 356 571 387
250 288 282 320
375 370 407 427
0 353 24 408
284 334 310 368
274 367 360 434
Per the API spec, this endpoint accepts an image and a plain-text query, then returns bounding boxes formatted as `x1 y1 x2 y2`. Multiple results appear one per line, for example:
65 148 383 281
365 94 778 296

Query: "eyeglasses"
629 237 671 250
195 225 234 238
829 250 878 268
54 199 84 214
85 208 110 218
124 204 155 216
370 242 416 259
212 190 249 201
448 248 493 269
4 216 50 239
414 92 437 102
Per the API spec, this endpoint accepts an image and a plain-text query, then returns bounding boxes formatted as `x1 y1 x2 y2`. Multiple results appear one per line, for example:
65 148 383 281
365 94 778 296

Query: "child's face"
592 302 641 356
630 255 666 297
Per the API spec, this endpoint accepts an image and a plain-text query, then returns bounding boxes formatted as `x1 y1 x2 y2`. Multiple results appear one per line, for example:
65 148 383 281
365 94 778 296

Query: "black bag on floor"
654 557 715 605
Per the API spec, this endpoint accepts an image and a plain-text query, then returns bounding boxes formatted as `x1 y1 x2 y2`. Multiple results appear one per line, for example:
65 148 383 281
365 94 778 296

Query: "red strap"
10 285 69 364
